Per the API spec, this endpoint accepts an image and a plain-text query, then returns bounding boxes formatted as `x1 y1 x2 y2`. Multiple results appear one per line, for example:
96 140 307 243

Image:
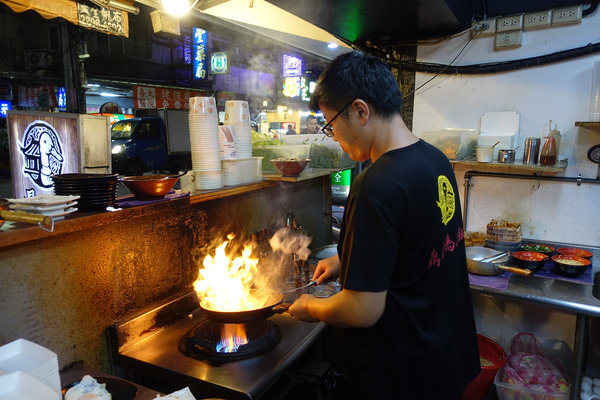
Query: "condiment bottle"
548 120 561 156
540 136 557 166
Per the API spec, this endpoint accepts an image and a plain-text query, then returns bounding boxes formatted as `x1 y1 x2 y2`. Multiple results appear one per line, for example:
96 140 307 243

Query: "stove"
106 291 326 400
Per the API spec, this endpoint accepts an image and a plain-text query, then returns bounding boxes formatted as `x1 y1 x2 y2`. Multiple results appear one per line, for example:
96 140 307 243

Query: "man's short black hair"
309 51 402 120
306 114 317 121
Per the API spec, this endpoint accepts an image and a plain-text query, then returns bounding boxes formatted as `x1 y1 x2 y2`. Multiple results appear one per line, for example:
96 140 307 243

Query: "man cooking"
288 51 481 399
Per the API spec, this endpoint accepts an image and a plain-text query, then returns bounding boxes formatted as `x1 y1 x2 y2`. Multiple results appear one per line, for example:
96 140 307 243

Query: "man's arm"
289 288 386 328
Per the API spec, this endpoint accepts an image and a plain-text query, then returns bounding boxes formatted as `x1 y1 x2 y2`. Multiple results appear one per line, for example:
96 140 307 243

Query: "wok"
0 199 52 229
466 246 533 276
199 290 290 324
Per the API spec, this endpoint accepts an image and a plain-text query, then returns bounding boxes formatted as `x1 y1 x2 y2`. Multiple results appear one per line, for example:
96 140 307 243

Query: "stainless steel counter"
469 240 599 400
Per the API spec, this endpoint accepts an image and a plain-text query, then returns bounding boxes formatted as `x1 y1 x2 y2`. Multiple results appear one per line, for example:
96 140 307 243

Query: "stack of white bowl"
189 96 223 190
223 100 252 159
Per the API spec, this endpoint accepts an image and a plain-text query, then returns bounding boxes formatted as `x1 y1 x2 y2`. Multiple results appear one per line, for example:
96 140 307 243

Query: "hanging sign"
133 85 208 109
282 54 302 77
7 112 79 198
77 3 129 37
193 27 208 80
211 52 229 74
282 77 301 98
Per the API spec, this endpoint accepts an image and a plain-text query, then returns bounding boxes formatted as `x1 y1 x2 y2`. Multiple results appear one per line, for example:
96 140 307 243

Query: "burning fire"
193 234 268 312
217 324 248 353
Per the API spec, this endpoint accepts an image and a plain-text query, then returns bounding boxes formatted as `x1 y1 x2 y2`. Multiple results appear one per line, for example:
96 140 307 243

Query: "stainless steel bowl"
498 149 515 163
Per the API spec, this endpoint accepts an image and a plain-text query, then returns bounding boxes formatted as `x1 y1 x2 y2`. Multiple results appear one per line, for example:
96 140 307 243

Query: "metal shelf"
450 157 568 173
575 121 600 132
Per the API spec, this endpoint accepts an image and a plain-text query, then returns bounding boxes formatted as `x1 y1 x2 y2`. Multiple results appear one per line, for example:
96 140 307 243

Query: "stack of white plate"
189 96 223 190
6 195 80 220
0 339 61 399
223 100 252 159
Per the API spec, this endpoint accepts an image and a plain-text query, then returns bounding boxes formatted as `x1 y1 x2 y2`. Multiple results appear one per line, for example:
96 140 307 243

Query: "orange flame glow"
193 234 269 312
216 324 248 353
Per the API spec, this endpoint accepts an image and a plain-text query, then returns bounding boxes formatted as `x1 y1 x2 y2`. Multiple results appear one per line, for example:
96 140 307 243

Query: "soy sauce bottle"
540 136 557 166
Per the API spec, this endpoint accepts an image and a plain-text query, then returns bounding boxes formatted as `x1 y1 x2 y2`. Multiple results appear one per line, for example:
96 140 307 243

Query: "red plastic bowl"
270 158 310 177
512 251 548 271
461 334 506 400
120 175 179 198
556 247 593 258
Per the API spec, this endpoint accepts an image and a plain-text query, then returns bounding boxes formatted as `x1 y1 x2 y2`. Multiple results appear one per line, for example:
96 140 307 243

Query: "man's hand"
312 254 341 285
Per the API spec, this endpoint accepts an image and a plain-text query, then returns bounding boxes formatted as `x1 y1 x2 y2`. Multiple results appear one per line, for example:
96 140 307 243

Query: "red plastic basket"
462 334 507 400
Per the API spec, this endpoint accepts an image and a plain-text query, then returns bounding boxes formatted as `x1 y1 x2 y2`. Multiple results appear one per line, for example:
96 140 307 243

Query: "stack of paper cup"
189 96 223 190
224 100 252 159
218 125 237 160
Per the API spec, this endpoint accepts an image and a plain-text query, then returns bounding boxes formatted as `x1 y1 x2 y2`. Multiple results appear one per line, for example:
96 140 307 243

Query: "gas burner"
179 319 280 365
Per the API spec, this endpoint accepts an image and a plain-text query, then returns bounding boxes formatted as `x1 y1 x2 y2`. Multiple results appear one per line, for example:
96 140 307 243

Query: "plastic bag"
501 332 569 394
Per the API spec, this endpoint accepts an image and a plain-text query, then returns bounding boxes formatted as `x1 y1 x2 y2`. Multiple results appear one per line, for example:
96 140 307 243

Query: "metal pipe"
462 170 600 230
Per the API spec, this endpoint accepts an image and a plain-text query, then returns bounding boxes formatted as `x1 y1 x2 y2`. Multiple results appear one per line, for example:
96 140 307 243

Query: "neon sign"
0 100 11 117
193 27 208 80
282 54 302 77
282 77 301 98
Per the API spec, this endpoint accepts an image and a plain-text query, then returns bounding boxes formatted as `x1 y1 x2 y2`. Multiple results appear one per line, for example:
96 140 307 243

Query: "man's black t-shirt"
337 139 480 399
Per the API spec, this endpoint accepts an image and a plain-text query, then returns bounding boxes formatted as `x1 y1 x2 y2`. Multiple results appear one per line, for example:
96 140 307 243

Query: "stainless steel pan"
466 246 533 276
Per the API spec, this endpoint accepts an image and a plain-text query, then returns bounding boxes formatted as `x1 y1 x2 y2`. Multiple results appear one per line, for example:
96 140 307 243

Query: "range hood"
265 0 588 49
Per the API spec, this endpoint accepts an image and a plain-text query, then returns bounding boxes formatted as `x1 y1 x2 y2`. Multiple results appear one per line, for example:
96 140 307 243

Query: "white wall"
413 9 600 251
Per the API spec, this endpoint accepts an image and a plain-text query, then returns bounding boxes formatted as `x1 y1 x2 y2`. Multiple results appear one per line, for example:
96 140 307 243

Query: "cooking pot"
466 246 533 276
199 291 290 323
497 149 515 163
0 199 52 229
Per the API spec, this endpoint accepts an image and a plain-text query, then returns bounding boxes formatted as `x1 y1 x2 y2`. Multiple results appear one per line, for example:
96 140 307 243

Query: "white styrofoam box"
0 339 60 398
479 111 520 160
222 157 263 186
420 129 478 160
480 111 520 135
0 371 60 400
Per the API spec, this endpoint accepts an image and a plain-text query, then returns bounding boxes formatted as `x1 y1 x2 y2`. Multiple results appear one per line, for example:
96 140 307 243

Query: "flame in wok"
193 234 269 312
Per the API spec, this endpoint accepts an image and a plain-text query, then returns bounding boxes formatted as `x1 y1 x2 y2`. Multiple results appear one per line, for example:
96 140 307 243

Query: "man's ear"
352 99 369 125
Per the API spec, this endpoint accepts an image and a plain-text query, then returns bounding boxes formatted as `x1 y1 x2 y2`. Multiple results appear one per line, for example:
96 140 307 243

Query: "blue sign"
0 100 11 117
282 54 302 77
57 87 66 110
193 27 208 80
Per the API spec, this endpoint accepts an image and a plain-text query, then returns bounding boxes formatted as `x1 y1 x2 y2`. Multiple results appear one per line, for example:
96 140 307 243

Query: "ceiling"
264 0 590 50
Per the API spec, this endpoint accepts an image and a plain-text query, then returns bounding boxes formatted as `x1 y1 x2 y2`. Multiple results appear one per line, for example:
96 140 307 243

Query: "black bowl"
552 255 591 278
511 251 548 271
520 243 555 257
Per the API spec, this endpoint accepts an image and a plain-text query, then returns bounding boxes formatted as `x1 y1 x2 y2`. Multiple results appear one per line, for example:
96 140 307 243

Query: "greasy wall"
0 176 331 371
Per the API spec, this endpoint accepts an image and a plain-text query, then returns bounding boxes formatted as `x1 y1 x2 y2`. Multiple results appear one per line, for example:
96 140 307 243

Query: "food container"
252 144 310 172
282 134 355 169
120 175 179 198
419 129 478 160
497 149 515 163
221 157 263 186
476 146 494 162
461 334 506 400
556 247 593 259
494 367 569 400
520 243 555 256
270 158 311 177
552 255 591 277
512 251 548 271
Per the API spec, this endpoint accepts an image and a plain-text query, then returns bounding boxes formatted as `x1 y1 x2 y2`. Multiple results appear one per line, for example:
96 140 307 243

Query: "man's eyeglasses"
321 101 352 137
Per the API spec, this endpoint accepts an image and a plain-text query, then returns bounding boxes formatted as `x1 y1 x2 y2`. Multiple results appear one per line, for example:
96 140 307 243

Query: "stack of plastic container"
188 96 223 190
223 100 252 158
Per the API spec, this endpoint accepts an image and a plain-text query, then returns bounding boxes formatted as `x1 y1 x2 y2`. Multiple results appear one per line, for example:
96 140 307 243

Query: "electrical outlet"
497 14 523 32
471 18 496 37
552 5 583 25
524 10 552 30
494 31 523 50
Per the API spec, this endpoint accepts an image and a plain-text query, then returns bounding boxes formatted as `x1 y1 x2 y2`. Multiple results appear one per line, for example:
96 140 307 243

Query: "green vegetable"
521 244 552 253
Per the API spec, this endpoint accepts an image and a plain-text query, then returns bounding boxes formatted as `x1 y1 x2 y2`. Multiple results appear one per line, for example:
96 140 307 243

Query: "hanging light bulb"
161 0 199 16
